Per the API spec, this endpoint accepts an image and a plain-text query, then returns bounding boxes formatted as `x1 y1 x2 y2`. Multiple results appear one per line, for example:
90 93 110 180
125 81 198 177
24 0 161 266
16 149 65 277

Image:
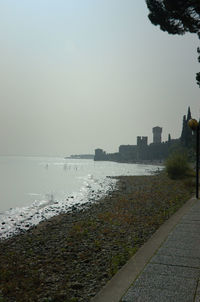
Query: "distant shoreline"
119 160 164 166
94 159 164 166
64 156 165 166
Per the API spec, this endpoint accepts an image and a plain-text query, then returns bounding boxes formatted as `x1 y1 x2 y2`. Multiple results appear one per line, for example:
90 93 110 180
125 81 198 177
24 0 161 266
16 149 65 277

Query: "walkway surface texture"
92 197 200 302
122 198 200 302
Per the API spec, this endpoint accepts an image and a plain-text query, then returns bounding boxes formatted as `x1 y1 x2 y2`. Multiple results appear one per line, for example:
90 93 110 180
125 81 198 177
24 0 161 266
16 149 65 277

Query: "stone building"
94 148 107 160
137 136 148 148
119 145 138 161
94 125 178 162
152 126 162 144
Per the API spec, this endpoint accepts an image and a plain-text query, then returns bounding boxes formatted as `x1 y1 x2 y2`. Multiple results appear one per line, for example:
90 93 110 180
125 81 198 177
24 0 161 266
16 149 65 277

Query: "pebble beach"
0 172 194 302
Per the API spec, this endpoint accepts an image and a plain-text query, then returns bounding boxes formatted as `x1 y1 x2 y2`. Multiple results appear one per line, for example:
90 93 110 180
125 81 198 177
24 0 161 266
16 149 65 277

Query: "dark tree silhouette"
187 106 192 121
146 0 200 86
180 107 193 147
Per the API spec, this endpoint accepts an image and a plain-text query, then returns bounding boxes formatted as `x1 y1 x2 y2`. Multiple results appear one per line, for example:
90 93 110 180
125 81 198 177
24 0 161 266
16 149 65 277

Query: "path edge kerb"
91 196 197 302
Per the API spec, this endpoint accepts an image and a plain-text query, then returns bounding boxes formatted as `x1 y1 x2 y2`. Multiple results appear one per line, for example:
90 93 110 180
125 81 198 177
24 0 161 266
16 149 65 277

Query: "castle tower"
137 136 141 146
142 136 148 146
137 136 148 147
152 126 162 144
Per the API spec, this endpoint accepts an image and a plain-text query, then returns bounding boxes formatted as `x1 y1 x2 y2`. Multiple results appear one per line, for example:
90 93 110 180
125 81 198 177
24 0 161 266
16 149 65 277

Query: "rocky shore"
0 172 194 302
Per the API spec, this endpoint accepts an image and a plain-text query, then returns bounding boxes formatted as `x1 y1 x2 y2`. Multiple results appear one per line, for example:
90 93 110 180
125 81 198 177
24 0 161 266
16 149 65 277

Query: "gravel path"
0 173 194 302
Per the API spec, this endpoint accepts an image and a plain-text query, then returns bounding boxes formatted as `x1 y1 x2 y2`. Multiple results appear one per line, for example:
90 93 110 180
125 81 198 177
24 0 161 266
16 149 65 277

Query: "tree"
180 107 193 147
197 47 200 86
187 106 192 121
145 0 200 86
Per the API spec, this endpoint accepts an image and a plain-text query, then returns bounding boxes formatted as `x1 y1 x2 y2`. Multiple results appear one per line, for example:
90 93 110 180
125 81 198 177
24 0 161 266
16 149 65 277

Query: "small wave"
0 175 117 240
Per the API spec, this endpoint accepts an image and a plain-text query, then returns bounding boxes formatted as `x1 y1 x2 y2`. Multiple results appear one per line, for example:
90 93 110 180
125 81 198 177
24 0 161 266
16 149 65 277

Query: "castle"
94 108 193 162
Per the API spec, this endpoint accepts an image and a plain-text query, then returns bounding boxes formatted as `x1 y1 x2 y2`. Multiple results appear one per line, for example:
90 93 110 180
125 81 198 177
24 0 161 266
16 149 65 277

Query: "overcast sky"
0 0 199 157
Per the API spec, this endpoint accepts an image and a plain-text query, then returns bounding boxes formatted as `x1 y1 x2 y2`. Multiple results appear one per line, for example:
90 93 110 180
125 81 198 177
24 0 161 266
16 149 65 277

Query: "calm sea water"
0 156 162 239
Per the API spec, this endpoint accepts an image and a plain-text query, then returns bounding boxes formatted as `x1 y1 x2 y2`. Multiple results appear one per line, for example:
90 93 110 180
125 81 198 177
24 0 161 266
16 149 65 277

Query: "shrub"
165 151 191 179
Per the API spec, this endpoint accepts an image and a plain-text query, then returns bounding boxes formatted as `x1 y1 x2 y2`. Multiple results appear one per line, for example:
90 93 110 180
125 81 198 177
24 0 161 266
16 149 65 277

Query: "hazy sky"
0 0 199 156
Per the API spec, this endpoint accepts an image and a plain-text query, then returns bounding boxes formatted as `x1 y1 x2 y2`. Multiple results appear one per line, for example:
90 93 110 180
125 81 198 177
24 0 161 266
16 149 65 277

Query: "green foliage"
109 253 127 276
69 298 79 302
180 108 194 148
146 0 200 36
146 0 200 87
0 294 4 302
183 177 196 192
196 70 200 87
109 246 138 277
165 151 191 179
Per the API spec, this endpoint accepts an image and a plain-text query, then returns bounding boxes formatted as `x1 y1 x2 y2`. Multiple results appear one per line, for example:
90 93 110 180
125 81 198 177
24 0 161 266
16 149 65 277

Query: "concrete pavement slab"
167 229 200 238
166 232 200 243
161 238 199 250
171 224 200 234
131 272 197 292
181 215 200 221
194 280 200 302
150 253 200 268
176 221 200 226
156 246 200 259
142 263 200 279
122 286 195 302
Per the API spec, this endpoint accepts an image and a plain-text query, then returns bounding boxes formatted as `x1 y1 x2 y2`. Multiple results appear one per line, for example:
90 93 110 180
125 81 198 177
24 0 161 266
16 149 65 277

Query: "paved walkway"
122 198 200 302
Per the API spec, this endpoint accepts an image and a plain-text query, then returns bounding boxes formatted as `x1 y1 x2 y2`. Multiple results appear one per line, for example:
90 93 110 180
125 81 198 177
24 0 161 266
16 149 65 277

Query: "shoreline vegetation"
0 172 195 302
